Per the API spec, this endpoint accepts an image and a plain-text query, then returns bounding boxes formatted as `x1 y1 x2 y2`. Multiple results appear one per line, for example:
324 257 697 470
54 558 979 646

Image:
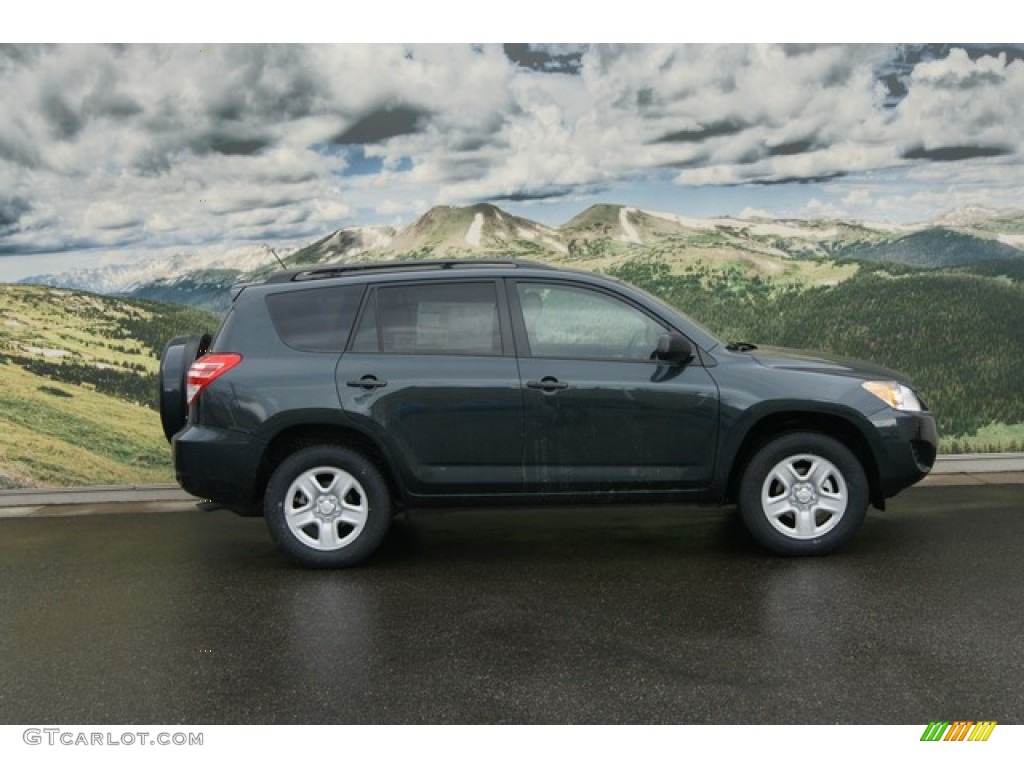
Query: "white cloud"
82 201 142 231
842 188 872 206
896 49 1024 151
2 43 1024 280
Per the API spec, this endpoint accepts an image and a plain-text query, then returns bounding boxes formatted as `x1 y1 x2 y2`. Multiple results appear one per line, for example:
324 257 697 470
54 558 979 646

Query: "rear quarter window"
265 284 364 353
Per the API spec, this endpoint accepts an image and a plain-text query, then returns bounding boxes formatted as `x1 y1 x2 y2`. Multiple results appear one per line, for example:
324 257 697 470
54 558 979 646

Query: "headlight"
862 380 923 412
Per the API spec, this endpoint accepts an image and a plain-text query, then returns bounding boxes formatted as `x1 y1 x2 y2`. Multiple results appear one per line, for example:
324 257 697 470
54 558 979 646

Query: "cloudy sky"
2 42 1024 280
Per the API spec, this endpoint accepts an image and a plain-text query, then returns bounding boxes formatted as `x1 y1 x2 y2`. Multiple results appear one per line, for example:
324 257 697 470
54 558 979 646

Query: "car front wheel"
264 445 392 568
738 432 868 556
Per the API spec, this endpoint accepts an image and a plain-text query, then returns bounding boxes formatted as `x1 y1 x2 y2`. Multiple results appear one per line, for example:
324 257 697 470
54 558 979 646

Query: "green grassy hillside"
0 285 220 488
838 229 1024 267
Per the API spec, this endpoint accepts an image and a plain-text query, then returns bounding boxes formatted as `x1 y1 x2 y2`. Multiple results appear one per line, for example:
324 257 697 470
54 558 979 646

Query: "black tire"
158 333 210 442
738 432 868 556
264 445 392 568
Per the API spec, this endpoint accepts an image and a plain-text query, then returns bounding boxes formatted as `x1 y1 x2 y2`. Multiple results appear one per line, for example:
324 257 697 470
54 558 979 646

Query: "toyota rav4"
160 259 937 567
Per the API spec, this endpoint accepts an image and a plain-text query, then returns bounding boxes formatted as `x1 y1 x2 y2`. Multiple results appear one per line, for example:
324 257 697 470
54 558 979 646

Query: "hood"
745 345 909 382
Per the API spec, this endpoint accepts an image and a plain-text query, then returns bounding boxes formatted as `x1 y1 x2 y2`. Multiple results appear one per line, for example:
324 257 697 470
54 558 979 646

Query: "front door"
511 280 719 492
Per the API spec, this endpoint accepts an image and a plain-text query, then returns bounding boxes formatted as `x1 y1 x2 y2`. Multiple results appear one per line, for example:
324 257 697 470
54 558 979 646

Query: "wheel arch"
724 410 884 510
255 423 403 509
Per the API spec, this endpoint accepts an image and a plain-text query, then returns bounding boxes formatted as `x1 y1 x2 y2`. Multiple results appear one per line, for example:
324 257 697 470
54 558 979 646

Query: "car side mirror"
656 332 694 364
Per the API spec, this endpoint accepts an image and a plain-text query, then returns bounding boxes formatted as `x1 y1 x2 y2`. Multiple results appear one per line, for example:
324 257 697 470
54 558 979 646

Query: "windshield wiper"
726 341 758 352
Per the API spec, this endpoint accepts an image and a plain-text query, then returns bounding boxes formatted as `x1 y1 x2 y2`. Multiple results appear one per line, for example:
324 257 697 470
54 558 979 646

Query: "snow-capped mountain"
386 203 566 256
282 225 397 267
928 206 1006 229
20 244 287 295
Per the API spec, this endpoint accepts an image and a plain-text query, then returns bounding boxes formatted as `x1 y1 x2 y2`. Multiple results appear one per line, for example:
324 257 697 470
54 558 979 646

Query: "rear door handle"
526 377 569 392
346 375 388 390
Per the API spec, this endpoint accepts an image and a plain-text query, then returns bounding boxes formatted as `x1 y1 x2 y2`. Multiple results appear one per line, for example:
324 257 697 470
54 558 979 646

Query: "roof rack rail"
263 258 552 284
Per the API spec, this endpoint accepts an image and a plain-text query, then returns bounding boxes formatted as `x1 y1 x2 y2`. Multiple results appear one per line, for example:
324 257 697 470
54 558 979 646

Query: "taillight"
186 353 242 405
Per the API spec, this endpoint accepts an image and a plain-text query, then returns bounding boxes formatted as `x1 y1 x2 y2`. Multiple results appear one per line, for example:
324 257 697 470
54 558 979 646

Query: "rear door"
335 279 524 495
511 280 719 492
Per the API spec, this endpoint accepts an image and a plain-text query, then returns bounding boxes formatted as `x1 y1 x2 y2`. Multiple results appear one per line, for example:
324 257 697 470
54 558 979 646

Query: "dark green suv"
160 259 937 567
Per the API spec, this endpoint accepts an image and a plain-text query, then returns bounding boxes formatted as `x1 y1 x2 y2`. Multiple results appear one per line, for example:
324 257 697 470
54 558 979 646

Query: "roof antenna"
265 245 288 271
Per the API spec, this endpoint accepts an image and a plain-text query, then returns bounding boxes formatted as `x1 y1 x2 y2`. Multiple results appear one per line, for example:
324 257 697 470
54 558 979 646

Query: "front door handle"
526 377 569 392
346 375 388 390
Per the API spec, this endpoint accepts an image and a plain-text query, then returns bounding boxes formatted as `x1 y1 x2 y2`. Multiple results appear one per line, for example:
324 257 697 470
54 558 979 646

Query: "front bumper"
872 409 938 498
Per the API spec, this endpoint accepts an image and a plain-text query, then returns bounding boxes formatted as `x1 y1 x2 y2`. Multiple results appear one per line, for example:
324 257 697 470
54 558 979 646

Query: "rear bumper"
874 409 938 497
173 426 264 506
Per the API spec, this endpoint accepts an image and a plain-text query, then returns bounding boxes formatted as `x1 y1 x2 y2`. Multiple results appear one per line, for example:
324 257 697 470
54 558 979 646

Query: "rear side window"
265 285 364 353
351 282 502 356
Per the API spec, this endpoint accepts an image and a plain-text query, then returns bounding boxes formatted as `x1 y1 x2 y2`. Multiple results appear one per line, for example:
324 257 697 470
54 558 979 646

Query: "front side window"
517 282 665 360
351 282 502 356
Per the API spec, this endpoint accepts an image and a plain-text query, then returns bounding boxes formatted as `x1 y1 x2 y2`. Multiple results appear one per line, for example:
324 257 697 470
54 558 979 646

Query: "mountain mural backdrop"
5 202 1024 488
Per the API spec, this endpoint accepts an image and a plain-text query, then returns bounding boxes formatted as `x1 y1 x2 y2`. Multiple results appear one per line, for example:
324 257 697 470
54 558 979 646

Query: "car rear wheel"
738 432 868 556
158 333 210 442
264 445 392 568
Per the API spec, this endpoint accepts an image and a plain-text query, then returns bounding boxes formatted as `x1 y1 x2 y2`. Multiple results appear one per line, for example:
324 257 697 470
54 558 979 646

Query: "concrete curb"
932 453 1024 473
1 454 1022 513
0 484 196 508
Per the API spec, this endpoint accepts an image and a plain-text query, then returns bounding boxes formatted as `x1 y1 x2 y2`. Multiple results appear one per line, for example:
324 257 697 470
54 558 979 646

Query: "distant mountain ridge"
261 202 1024 275
20 244 285 302
20 202 1024 309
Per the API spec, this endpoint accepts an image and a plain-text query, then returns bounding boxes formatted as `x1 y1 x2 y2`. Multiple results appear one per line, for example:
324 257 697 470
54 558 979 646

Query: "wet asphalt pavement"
1 485 1022 725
